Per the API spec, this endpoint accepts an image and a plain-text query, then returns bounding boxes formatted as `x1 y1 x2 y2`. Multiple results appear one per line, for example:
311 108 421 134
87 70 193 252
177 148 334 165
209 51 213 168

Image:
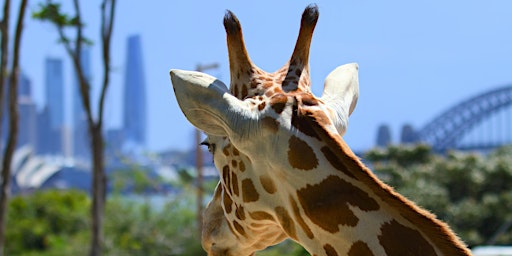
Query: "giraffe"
170 4 472 256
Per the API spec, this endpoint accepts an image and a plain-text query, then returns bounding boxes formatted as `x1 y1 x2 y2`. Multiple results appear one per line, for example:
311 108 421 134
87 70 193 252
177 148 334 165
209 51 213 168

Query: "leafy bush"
6 190 90 256
366 145 512 246
6 189 204 256
104 193 204 256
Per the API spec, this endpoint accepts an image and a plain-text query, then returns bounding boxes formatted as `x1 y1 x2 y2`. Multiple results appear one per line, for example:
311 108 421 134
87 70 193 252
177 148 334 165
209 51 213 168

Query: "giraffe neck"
212 98 471 256
277 109 471 256
171 5 470 255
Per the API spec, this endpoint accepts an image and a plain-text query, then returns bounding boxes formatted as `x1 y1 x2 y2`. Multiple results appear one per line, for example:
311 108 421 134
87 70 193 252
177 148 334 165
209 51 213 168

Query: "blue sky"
19 1 512 152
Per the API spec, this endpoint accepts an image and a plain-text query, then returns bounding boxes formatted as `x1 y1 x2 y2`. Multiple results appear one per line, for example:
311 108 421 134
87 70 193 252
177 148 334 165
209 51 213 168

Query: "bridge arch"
418 85 512 152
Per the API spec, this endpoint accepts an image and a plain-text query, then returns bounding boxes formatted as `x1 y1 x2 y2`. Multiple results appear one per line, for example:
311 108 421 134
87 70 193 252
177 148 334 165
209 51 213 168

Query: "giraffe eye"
200 140 215 153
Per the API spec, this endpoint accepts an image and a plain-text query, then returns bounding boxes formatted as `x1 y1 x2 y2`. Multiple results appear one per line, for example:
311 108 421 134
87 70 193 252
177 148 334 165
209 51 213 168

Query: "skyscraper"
45 58 65 129
123 35 146 149
37 58 66 156
376 124 392 147
17 72 37 149
73 47 92 160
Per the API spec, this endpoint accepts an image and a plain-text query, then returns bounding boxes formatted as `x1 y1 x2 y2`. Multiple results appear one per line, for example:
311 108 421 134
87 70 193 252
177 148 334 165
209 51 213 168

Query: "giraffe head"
171 4 470 256
171 5 358 254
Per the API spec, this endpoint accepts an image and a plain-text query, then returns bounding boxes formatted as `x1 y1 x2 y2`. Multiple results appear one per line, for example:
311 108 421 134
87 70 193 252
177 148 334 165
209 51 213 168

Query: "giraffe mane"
301 106 472 255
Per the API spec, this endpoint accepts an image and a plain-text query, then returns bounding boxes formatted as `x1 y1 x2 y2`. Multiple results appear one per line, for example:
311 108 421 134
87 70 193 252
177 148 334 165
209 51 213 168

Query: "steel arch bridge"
418 84 512 152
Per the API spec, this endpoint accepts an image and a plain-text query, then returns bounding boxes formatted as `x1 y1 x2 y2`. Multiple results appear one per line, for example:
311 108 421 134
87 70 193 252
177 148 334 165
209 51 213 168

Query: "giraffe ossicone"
170 4 472 256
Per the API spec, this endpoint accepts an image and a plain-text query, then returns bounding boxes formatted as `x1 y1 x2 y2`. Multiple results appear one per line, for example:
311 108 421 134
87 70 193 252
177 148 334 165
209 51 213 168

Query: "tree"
33 1 117 255
365 145 512 246
0 0 28 255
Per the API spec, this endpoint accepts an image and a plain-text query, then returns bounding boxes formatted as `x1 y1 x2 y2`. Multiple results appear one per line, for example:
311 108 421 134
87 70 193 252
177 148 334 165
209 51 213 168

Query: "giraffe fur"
170 4 472 256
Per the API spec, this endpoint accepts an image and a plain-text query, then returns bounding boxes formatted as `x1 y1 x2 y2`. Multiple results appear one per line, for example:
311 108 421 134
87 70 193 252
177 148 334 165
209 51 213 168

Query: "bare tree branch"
0 0 28 255
98 0 116 128
0 0 10 144
32 2 117 254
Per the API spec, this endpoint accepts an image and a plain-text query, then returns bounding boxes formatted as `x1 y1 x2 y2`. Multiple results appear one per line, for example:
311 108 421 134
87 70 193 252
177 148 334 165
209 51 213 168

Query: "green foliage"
32 2 93 45
6 190 90 256
366 145 512 246
32 3 79 27
256 240 308 256
104 193 204 256
6 189 205 256
110 166 163 194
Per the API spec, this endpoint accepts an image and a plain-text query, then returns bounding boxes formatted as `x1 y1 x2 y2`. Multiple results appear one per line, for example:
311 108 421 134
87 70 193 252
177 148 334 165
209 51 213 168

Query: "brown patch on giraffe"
348 241 374 256
249 211 275 221
275 206 297 240
231 83 239 98
300 94 318 106
222 191 233 214
232 147 240 156
291 103 320 140
323 244 339 256
289 195 314 239
241 85 248 99
225 219 239 240
231 160 237 168
235 205 246 221
239 161 246 172
250 79 258 89
261 116 279 133
232 220 247 237
231 171 239 197
259 175 277 194
222 145 230 156
288 135 318 170
297 175 380 233
258 102 266 111
241 178 259 202
321 146 357 179
263 80 273 88
379 219 436 256
270 94 288 114
222 165 232 195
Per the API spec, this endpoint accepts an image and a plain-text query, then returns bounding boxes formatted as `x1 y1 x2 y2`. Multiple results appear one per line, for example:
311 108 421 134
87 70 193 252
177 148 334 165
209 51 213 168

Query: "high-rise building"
37 58 66 156
400 124 419 144
18 71 31 97
376 124 392 147
73 47 92 160
45 58 65 129
37 106 53 154
17 73 38 149
123 35 146 149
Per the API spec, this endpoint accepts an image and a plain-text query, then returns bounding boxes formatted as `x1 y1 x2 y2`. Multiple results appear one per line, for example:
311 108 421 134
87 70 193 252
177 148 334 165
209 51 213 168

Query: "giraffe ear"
170 69 255 137
320 63 359 136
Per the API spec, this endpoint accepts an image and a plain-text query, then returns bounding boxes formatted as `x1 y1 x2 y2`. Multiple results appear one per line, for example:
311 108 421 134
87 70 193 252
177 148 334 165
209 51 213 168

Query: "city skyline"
12 34 149 160
19 1 512 152
123 35 147 149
